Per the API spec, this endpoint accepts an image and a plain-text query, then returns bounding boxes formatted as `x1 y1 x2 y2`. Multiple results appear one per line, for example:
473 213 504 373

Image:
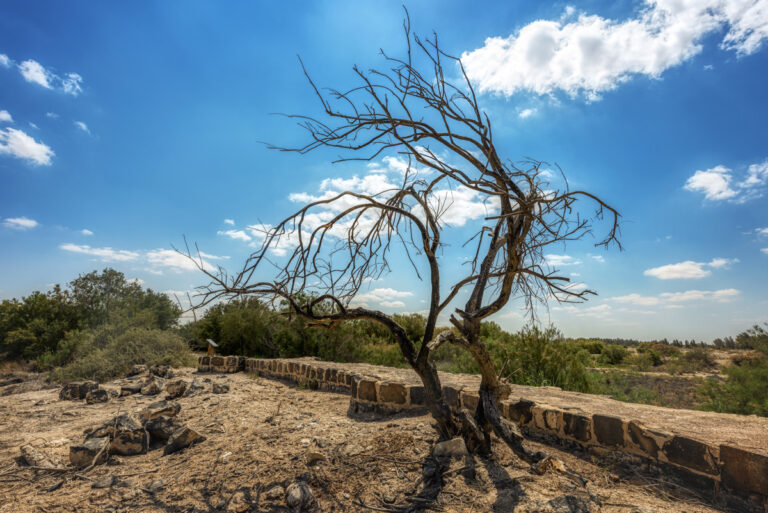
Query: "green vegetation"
0 268 190 382
698 324 768 416
2 273 766 417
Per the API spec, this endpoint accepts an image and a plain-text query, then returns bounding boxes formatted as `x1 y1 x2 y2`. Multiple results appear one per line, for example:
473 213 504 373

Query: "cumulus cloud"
0 54 9 67
644 258 737 279
80 229 94 236
519 108 536 119
224 219 235 225
45 112 58 119
0 110 12 123
685 160 768 202
756 227 768 236
0 127 54 165
74 121 90 134
3 217 39 230
353 287 414 308
761 248 768 255
613 288 740 305
60 243 223 273
545 254 582 266
59 243 140 262
217 229 251 242
17 59 83 96
461 0 768 100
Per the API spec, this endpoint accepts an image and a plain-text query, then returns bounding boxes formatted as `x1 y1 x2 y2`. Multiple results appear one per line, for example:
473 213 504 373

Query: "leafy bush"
599 344 629 365
52 328 195 383
698 324 768 416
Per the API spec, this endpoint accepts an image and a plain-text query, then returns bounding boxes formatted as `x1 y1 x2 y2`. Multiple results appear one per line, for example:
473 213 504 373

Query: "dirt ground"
0 369 733 513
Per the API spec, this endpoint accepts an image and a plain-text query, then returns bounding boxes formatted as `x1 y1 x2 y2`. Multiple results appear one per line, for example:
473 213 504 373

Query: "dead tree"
185 15 620 463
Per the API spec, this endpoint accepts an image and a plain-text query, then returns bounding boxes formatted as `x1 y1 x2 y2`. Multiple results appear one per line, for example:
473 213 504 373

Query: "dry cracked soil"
0 368 731 512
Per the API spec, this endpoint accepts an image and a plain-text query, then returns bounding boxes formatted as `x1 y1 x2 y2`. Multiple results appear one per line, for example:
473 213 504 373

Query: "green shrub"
599 344 628 365
52 328 195 383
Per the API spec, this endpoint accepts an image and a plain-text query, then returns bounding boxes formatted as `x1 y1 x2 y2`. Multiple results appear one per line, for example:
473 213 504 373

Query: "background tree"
187 15 620 463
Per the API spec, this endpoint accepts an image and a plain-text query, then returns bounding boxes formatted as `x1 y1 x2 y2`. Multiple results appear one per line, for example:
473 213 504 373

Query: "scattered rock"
144 479 165 494
145 415 179 442
305 451 326 465
219 451 232 464
433 437 468 459
92 475 117 489
139 400 181 424
544 495 599 513
20 444 58 468
184 379 205 397
59 381 98 401
127 364 147 377
85 388 110 404
140 378 162 396
212 383 230 394
165 379 188 399
227 490 250 512
286 481 315 512
149 365 174 379
120 382 143 396
264 485 284 500
163 426 206 455
87 413 149 456
70 436 109 467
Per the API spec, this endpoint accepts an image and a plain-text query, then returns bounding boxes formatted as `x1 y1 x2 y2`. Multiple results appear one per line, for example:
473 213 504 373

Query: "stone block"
70 437 109 467
442 386 461 408
662 436 718 475
409 386 425 406
164 426 206 455
85 389 110 404
198 356 210 366
211 356 225 368
357 379 377 402
460 391 479 411
379 383 407 404
592 414 625 447
165 379 188 400
563 412 592 443
626 421 664 459
326 368 337 383
720 445 768 496
139 400 181 424
120 382 143 396
59 381 99 401
505 399 534 425
87 413 149 456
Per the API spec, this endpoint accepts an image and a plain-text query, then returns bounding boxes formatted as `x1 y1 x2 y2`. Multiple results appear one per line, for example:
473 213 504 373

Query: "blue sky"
1 1 766 341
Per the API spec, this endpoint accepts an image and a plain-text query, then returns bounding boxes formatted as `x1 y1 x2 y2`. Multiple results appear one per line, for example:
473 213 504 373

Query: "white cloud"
59 243 140 262
591 254 605 263
353 287 414 308
224 219 235 225
0 54 9 67
613 288 740 305
644 257 736 279
685 160 768 202
762 248 768 255
146 249 209 272
17 59 83 96
611 293 660 306
462 1 768 100
127 278 144 286
74 121 90 134
61 73 83 96
28 122 38 129
756 227 768 236
554 303 612 318
18 60 52 89
217 229 252 242
3 217 39 230
0 110 12 123
380 300 406 309
519 108 536 119
660 288 740 303
545 254 582 266
80 229 94 236
46 112 58 119
0 127 54 165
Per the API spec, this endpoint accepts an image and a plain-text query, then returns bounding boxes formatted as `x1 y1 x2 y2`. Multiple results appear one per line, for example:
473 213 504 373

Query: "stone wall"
199 356 768 504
